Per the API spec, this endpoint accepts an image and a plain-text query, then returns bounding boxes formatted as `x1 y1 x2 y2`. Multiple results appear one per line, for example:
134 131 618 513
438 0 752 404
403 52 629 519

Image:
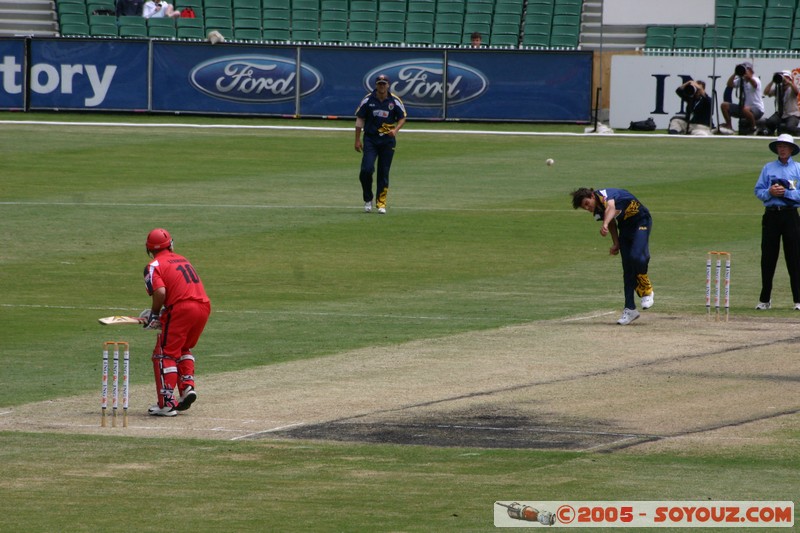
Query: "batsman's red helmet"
146 228 173 253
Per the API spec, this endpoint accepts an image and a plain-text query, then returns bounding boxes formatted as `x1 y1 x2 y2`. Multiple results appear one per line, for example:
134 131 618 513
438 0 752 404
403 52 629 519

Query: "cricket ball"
546 158 555 166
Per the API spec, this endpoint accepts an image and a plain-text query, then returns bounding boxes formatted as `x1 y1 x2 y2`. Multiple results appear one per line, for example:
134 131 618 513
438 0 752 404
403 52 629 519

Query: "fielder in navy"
572 187 655 325
354 74 407 214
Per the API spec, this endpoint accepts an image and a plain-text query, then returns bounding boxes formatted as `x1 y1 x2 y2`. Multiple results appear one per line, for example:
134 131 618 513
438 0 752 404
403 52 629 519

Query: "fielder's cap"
375 74 390 84
770 133 800 156
741 61 754 71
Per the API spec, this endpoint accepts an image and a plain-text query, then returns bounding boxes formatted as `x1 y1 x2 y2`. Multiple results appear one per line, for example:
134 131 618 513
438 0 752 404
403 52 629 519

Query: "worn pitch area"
1 313 799 452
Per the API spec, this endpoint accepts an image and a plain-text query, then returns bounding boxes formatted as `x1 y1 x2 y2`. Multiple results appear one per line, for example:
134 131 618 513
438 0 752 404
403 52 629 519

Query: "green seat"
522 31 549 46
381 0 406 12
292 28 318 40
762 36 790 49
233 0 260 8
205 0 231 8
320 19 346 31
407 11 433 23
262 28 291 40
436 13 464 26
735 7 765 20
119 15 146 27
554 2 581 17
235 17 261 29
549 33 578 47
235 28 263 40
738 0 766 7
58 3 87 15
433 31 460 45
732 29 762 48
494 2 524 15
491 23 519 36
349 20 375 33
321 9 347 21
645 34 673 49
234 8 261 19
89 14 115 26
90 23 118 36
120 25 148 37
149 25 177 37
703 26 732 48
349 10 375 22
490 33 518 46
407 0 434 13
206 7 233 18
378 21 404 34
293 9 318 22
263 8 290 21
292 18 317 30
175 0 203 7
177 26 206 38
552 14 579 26
265 0 290 8
377 31 404 43
177 17 203 28
348 30 376 42
437 1 464 15
765 14 793 29
526 3 553 17
263 17 290 30
405 30 433 44
319 28 347 41
87 1 115 15
293 0 318 9
60 13 87 25
350 0 377 11
206 17 233 31
60 22 91 35
148 17 176 27
674 26 703 48
378 11 405 23
466 2 492 15
494 13 521 26
321 0 347 11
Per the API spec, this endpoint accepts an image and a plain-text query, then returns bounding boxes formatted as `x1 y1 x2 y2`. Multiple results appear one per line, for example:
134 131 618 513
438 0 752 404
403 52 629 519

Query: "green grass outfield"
0 114 797 531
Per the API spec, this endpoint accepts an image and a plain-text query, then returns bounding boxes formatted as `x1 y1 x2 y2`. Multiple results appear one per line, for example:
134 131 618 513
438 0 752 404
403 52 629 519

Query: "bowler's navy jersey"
355 90 407 137
593 188 650 229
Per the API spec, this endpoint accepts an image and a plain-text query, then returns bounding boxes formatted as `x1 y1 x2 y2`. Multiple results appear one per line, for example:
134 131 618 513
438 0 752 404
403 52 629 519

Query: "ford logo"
190 55 322 103
365 60 488 107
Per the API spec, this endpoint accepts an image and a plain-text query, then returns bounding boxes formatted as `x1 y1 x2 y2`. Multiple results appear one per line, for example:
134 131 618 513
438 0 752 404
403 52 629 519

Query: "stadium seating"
50 0 800 53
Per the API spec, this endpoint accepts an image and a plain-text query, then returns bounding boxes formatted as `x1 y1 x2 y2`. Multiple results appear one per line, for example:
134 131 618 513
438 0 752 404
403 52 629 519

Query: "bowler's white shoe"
617 308 640 325
641 291 654 310
148 404 177 417
364 202 372 213
794 303 800 311
755 301 771 310
377 207 386 214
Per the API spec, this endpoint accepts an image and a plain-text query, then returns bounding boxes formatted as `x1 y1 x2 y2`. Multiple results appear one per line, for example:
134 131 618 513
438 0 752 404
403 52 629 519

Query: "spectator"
116 0 143 17
354 74 407 214
720 62 764 135
143 0 180 19
470 31 483 48
753 134 800 310
669 79 713 136
762 70 800 136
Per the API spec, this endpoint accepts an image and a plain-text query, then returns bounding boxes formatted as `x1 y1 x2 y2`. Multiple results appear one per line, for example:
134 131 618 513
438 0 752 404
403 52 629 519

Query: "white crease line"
559 311 616 322
229 422 305 441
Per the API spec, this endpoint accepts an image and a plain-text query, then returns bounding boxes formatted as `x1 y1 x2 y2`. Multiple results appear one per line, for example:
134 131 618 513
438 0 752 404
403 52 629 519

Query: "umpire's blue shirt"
755 158 800 207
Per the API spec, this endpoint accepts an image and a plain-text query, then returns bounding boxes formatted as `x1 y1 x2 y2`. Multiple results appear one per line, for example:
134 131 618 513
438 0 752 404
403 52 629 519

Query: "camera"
773 72 786 85
735 63 747 76
683 83 696 97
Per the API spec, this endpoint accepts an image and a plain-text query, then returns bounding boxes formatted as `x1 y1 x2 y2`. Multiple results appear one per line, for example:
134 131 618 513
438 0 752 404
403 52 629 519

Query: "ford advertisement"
2 38 592 122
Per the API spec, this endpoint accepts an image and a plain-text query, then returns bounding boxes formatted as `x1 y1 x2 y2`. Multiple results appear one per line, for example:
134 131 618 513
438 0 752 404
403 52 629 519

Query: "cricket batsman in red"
142 228 211 417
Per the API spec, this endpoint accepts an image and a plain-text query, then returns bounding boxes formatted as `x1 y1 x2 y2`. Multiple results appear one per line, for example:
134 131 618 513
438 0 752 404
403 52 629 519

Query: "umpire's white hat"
770 134 800 156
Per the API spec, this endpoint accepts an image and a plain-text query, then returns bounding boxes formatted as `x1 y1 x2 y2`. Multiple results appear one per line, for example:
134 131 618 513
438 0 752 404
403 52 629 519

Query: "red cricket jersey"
144 251 210 307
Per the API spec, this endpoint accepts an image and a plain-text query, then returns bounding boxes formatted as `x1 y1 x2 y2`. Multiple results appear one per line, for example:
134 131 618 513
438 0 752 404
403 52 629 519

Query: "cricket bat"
98 316 144 326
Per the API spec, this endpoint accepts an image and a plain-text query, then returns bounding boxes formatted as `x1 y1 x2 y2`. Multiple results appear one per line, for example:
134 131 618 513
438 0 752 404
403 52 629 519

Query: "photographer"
762 70 800 136
720 62 765 135
669 79 713 136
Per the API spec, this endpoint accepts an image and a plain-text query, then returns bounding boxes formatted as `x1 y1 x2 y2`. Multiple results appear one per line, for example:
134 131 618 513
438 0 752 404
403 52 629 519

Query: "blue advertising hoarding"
0 38 593 123
28 39 148 110
0 39 26 110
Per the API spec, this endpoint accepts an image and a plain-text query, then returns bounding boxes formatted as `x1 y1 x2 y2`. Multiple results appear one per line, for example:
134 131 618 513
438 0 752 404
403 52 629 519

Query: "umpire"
354 74 407 214
754 134 800 310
